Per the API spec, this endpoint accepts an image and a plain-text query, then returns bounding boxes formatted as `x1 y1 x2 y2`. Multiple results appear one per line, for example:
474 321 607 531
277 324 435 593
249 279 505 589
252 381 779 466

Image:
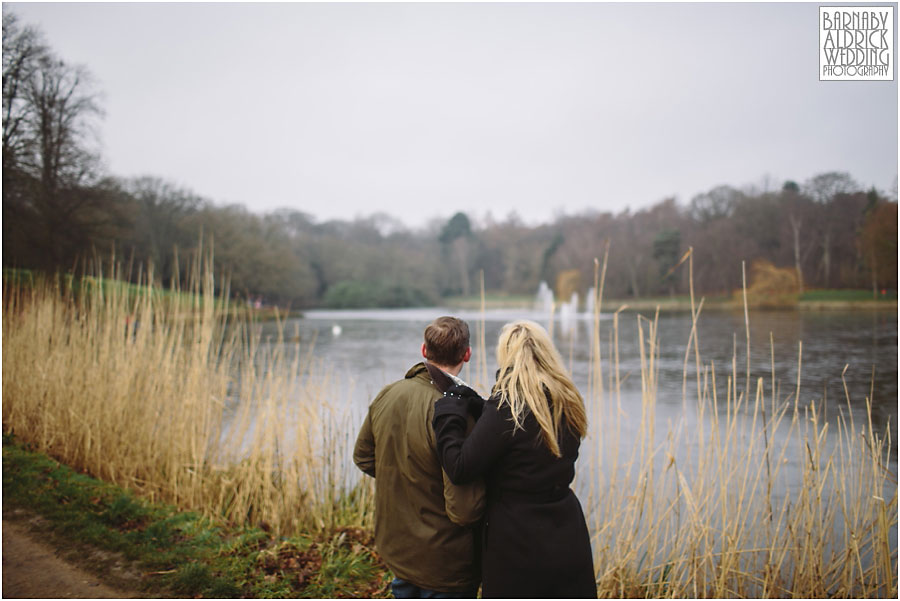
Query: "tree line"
3 13 897 309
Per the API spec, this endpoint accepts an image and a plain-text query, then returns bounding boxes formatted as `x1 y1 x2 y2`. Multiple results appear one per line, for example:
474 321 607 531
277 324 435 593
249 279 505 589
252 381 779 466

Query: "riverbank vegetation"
2 254 375 537
3 11 898 311
3 435 390 598
3 254 896 597
445 288 896 313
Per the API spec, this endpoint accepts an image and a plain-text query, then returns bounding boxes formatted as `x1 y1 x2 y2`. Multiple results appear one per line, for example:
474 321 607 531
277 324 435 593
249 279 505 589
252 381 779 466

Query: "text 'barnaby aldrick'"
821 8 892 79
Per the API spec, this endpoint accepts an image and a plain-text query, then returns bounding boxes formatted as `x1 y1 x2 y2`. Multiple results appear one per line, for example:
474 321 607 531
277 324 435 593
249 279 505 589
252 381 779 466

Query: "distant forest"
3 13 897 309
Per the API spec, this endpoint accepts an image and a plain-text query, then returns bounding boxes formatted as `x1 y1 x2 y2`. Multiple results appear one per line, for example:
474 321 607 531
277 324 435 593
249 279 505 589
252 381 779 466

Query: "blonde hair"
493 320 587 457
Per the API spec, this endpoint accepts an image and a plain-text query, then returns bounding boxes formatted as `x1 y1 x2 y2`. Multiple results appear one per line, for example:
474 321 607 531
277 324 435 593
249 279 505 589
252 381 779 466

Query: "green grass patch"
2 267 302 320
800 288 897 302
442 293 537 310
2 434 390 598
3 267 213 309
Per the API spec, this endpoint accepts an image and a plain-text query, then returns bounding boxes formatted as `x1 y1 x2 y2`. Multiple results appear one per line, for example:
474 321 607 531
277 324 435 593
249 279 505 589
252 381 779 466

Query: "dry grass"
581 252 897 597
3 249 896 598
3 251 372 536
735 259 801 308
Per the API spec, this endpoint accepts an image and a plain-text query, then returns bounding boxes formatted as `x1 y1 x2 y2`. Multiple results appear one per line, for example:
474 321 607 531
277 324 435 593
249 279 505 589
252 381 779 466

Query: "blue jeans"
390 577 477 598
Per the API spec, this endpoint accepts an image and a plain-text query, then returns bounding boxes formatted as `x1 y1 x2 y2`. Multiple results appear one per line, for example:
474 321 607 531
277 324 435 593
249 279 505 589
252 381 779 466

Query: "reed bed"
580 254 897 597
3 252 372 535
2 252 896 597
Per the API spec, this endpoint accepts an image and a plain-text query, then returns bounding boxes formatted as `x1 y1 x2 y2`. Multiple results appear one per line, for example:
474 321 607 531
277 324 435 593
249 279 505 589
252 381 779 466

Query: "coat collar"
405 362 428 380
406 362 444 392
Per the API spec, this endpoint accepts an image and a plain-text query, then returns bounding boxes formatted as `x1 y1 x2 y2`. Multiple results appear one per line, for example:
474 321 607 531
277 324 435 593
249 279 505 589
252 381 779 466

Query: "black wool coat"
433 386 597 598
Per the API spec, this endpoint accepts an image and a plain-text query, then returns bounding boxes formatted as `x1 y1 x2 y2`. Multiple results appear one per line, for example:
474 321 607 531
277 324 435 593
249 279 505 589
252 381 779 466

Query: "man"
354 316 485 598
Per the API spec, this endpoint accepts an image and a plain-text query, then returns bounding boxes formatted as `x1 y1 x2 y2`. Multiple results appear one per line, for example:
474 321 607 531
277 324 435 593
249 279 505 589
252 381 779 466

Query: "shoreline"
442 297 898 313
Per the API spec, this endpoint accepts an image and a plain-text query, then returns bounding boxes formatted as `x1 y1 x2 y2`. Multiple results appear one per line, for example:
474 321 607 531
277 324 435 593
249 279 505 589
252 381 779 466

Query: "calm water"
265 306 897 465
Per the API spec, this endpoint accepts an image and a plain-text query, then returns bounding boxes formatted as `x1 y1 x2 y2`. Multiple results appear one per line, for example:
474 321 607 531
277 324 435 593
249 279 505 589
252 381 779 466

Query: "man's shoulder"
368 364 440 442
380 376 437 400
372 363 437 405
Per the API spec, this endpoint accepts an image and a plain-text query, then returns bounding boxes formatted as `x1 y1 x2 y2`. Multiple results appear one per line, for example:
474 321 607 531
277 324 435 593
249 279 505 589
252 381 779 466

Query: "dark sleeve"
433 390 510 485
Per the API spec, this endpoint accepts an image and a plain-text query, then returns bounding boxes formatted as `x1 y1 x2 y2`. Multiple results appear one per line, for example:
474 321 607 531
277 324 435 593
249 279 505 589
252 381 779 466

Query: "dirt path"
2 518 139 599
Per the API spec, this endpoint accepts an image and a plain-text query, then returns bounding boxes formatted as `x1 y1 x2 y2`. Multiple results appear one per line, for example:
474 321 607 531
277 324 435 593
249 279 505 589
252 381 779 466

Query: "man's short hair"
424 316 470 366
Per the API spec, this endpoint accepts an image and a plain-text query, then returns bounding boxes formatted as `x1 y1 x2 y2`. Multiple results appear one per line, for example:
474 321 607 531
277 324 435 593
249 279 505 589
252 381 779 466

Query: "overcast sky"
7 2 898 228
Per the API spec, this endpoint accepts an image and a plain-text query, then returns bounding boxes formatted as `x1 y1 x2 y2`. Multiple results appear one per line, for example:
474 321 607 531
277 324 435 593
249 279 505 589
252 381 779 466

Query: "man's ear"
462 347 472 363
421 343 428 360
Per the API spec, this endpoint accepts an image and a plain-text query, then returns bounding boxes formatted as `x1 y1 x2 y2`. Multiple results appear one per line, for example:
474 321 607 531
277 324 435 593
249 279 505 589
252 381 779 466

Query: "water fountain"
557 291 579 322
534 281 554 314
557 291 579 337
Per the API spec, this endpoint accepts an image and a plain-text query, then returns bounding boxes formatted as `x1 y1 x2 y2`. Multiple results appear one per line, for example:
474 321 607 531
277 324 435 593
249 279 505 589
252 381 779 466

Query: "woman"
432 320 596 598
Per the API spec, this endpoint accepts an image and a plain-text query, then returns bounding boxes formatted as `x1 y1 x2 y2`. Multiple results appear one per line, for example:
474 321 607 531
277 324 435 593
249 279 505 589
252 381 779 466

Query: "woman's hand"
443 384 485 419
433 384 509 485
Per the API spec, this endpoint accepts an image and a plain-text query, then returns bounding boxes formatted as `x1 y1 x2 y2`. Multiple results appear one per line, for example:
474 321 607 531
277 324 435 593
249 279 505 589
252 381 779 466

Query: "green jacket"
353 363 485 592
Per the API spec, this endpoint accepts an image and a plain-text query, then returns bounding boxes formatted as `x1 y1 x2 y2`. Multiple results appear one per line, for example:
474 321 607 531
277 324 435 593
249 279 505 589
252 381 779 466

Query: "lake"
264 306 897 465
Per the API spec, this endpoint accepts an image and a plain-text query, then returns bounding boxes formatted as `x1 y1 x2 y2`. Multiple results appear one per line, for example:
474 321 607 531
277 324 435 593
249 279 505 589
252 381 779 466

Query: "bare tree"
688 185 742 222
2 13 45 174
2 11 105 268
779 181 813 292
119 176 204 283
803 171 858 204
23 56 103 194
803 172 860 287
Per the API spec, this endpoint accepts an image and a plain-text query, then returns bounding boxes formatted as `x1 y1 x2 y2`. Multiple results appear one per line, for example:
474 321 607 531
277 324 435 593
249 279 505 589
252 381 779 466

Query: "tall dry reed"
580 251 896 597
2 252 372 535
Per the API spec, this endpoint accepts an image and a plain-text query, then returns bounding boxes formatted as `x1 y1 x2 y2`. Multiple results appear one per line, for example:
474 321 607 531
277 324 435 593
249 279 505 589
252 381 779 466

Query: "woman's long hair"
493 320 587 457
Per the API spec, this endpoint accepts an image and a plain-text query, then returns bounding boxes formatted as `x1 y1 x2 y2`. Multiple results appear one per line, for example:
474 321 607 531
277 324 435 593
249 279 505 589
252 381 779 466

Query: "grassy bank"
443 289 897 313
604 295 897 312
2 267 303 322
3 435 390 598
3 255 897 598
442 292 535 310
